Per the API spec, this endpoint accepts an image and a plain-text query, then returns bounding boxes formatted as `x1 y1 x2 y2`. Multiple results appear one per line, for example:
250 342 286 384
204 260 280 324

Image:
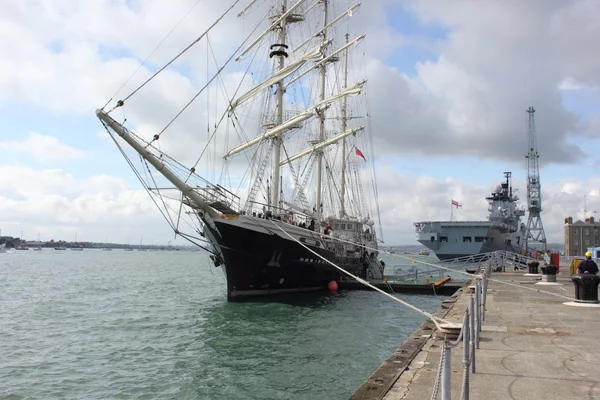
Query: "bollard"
541 265 558 283
572 274 600 302
441 342 452 400
527 261 539 274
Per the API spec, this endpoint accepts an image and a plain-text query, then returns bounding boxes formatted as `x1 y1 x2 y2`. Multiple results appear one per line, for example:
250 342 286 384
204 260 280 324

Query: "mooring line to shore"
268 220 454 328
298 227 577 302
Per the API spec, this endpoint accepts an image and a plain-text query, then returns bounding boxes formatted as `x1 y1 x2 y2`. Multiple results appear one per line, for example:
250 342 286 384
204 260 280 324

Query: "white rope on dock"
267 220 453 328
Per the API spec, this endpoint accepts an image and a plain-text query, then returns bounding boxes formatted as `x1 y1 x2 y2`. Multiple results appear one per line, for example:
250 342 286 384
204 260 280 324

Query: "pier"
351 265 600 399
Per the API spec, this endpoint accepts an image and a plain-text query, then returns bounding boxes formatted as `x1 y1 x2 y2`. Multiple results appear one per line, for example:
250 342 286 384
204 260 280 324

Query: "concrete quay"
353 271 600 399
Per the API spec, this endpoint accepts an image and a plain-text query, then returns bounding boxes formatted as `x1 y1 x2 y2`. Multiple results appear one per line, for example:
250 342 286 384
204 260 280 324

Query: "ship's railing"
191 185 241 213
387 250 533 284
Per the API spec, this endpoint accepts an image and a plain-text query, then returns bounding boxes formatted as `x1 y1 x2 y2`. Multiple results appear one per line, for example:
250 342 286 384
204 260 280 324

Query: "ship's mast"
524 106 547 252
315 0 329 222
339 32 349 218
271 0 288 214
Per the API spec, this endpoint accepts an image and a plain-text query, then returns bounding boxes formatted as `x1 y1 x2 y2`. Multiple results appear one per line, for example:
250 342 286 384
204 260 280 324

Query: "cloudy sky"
1 0 599 246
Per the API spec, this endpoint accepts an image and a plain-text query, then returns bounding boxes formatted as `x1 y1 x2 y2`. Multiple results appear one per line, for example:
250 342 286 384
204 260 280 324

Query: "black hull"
205 217 367 301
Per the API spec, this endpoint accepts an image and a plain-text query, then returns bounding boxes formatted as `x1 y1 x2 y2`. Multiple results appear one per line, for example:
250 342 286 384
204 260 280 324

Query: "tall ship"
414 172 526 260
95 1 383 300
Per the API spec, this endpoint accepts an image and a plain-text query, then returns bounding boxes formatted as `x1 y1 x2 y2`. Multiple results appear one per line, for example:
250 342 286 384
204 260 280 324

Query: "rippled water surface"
0 250 443 399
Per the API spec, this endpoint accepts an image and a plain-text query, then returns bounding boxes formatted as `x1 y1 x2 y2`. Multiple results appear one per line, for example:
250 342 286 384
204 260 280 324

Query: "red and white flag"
355 147 366 161
451 199 463 208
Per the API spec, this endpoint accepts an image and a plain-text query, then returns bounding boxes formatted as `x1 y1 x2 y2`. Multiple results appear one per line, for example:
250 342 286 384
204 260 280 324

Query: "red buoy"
328 280 338 292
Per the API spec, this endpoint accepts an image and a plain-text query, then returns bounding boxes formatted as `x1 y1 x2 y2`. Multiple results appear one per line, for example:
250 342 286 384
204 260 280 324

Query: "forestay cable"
107 0 243 111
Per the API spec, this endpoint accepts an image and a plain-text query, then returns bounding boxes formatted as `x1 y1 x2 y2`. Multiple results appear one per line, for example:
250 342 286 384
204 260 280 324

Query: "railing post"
463 310 470 400
441 342 452 400
482 270 488 321
470 295 476 374
475 281 481 349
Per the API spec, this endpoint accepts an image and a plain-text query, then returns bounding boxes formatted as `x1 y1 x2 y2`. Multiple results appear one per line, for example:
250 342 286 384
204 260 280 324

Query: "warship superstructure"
414 172 526 260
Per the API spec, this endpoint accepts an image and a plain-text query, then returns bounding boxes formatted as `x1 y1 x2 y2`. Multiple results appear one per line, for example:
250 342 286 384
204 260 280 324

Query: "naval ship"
414 172 526 260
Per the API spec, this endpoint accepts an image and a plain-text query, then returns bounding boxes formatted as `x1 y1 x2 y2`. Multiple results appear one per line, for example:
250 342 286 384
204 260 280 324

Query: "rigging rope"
102 0 205 110
188 12 268 173
101 121 217 254
107 0 243 112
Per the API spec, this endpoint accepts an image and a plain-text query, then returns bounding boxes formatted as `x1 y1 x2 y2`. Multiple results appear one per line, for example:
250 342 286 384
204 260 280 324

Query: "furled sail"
284 35 365 89
228 42 327 111
224 80 367 158
281 126 364 165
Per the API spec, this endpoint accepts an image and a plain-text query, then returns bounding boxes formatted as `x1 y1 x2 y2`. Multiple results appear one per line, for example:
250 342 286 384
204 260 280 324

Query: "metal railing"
389 250 534 284
430 262 490 400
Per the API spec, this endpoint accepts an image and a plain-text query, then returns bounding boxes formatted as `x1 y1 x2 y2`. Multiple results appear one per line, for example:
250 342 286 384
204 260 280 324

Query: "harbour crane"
523 106 547 252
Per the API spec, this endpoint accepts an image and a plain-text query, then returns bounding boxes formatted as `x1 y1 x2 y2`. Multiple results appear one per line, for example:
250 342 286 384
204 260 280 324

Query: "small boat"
418 249 430 256
33 247 42 251
54 246 67 250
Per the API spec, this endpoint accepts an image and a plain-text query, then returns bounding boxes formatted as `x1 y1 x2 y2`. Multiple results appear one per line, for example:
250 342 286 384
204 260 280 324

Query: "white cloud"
1 0 599 250
0 133 85 162
0 163 589 246
0 165 176 244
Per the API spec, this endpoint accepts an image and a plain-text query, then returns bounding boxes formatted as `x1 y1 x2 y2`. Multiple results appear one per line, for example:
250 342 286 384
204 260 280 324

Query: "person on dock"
577 251 599 274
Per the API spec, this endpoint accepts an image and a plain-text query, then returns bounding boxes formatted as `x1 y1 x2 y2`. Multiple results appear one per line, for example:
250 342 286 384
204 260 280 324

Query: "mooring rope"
304 231 578 302
267 220 453 328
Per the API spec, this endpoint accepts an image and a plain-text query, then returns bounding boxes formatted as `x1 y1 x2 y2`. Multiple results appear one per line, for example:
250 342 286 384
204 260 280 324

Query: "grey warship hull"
414 172 526 261
414 220 524 260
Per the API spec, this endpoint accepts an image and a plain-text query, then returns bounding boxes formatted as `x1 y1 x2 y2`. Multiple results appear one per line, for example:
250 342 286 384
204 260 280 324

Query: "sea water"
0 250 443 399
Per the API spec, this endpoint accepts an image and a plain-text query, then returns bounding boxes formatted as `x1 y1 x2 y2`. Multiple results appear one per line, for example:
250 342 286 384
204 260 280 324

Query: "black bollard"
527 261 539 274
571 274 600 302
541 265 558 282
